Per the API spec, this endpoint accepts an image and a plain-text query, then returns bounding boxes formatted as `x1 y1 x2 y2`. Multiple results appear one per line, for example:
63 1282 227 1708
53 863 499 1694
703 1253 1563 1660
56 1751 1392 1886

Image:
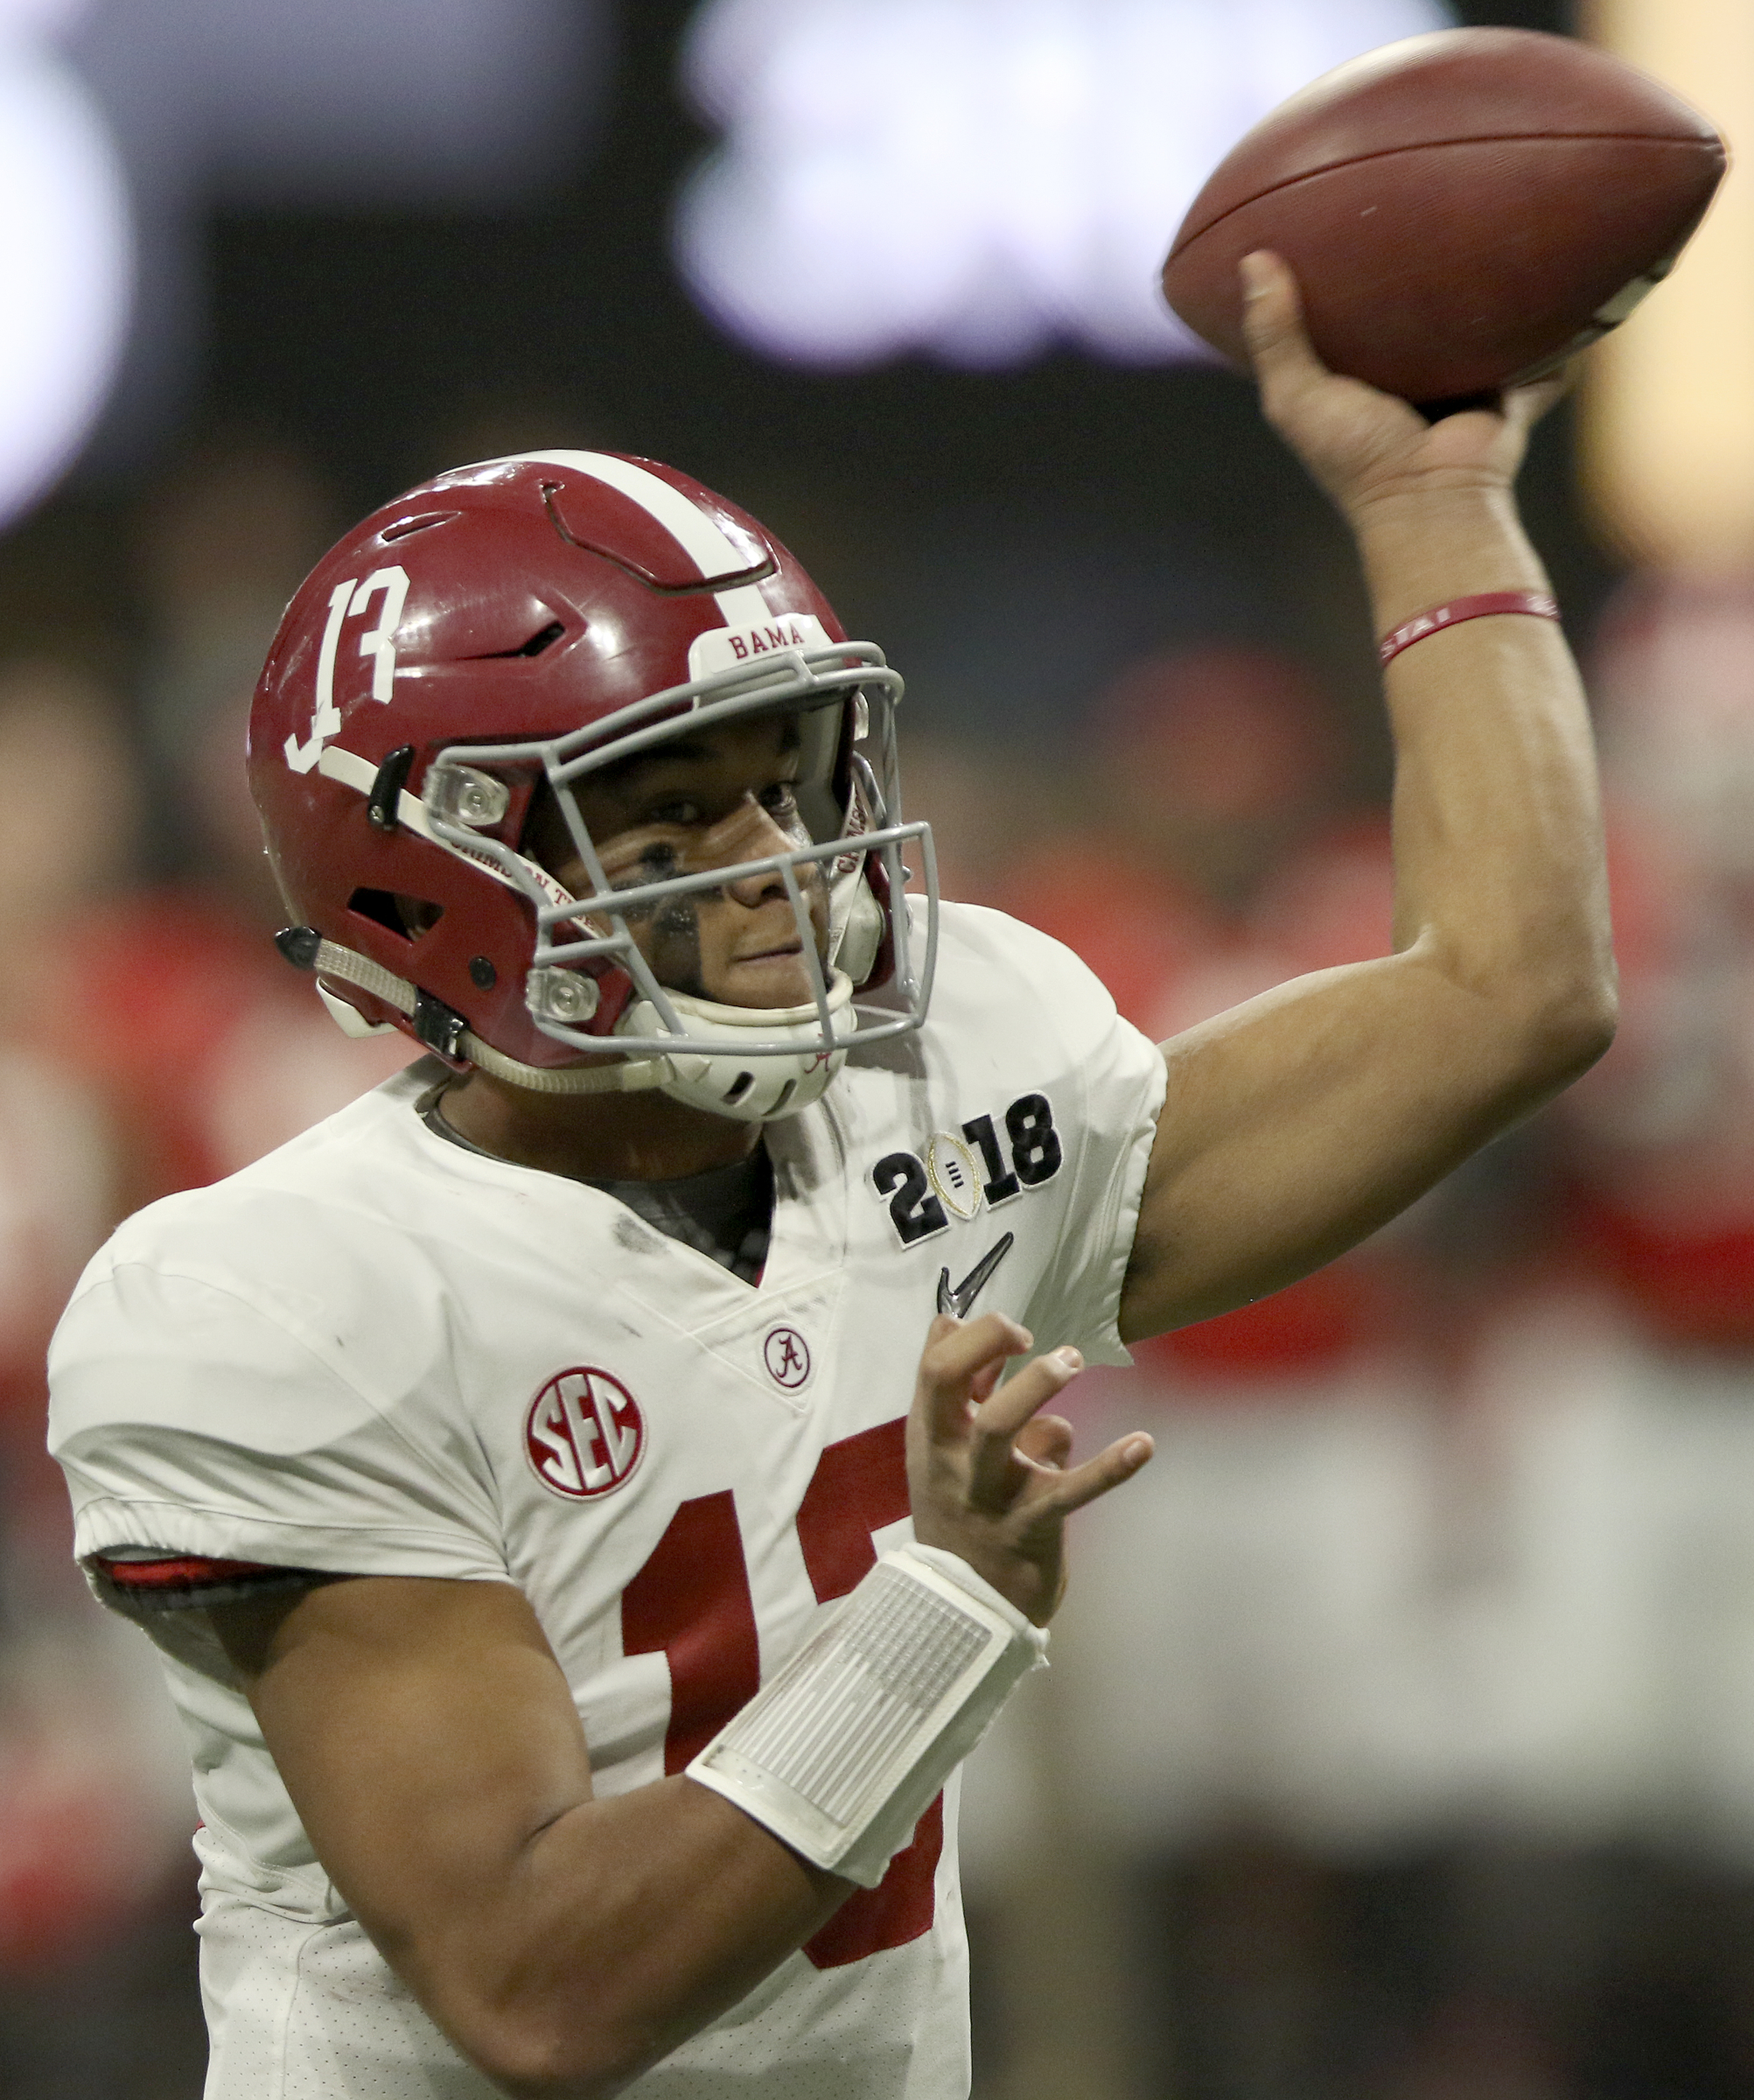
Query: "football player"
47 255 1613 2099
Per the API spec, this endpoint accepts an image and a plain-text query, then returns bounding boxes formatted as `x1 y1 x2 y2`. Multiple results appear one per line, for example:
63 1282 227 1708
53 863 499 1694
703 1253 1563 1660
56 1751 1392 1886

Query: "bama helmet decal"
525 1367 646 1500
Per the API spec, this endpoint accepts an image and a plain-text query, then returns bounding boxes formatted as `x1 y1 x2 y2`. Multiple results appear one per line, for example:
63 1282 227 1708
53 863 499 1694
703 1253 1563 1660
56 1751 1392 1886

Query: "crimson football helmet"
248 452 936 1120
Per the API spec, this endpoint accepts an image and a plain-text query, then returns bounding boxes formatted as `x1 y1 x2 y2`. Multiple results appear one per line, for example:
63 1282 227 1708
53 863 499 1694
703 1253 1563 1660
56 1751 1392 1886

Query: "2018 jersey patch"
870 1091 1062 1246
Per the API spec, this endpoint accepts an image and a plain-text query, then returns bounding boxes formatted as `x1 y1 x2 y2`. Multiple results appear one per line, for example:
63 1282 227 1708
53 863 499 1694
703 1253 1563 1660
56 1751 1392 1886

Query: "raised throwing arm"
1119 251 1617 1341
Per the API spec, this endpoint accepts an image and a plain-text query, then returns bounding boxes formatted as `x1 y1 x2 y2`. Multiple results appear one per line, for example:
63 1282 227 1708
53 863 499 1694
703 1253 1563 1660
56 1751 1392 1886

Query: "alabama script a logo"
526 1368 646 1500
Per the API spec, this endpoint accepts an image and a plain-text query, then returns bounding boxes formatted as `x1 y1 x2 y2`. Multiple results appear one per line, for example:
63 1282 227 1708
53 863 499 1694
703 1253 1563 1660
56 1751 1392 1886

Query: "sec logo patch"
526 1368 646 1500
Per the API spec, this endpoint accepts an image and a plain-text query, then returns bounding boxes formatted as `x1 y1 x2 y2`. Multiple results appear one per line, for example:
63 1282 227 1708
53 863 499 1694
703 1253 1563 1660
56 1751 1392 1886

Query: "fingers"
1237 249 1330 402
918 1316 1153 1543
915 1312 1032 1442
1025 1432 1155 1522
1016 1413 1074 1469
1501 365 1571 438
967 1348 1082 1508
970 1347 1153 1517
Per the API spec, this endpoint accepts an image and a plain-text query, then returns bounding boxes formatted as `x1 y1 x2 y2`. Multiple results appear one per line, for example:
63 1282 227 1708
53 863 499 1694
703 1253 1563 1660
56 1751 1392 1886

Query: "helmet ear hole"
396 897 445 938
347 887 445 942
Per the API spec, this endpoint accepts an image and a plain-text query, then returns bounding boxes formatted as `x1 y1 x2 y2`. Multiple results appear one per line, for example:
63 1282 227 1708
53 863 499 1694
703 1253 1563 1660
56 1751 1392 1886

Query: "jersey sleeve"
963 909 1167 1367
49 1258 511 1587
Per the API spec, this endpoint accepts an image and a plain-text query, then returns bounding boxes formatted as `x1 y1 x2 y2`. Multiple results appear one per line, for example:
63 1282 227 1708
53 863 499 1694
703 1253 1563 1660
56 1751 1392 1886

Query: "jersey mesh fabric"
589 1148 774 1285
49 903 1166 2100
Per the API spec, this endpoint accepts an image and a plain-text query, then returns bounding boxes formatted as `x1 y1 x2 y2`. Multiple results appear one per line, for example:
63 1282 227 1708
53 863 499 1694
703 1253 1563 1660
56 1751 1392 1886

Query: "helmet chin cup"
619 972 858 1123
315 979 401 1040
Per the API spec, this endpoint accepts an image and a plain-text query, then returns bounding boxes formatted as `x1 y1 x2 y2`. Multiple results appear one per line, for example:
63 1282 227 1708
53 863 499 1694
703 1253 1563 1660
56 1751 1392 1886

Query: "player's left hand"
905 1312 1153 1627
1239 248 1569 523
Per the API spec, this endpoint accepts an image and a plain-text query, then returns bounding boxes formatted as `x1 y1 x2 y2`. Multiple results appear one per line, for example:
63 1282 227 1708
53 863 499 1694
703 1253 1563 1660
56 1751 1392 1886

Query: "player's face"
539 712 831 1011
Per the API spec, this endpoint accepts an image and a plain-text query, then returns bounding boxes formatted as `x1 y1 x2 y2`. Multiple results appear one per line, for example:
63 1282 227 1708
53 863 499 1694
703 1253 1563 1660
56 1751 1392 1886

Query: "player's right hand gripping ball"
1161 26 1725 410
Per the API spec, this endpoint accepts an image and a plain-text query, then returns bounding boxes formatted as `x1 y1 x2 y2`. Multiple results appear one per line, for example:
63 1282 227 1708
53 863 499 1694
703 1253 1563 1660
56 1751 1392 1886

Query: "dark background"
11 0 1618 796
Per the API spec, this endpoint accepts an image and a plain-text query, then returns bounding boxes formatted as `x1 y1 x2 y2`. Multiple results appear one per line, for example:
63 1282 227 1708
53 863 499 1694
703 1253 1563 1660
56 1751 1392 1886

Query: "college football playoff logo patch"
926 1132 983 1221
526 1368 646 1500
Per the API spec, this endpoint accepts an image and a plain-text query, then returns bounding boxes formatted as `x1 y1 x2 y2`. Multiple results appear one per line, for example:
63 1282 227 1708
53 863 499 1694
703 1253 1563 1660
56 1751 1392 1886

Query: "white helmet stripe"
709 580 779 629
507 450 771 626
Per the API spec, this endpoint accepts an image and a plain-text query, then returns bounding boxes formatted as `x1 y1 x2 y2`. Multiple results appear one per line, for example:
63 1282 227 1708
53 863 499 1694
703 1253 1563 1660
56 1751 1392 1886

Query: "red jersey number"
619 1418 942 1969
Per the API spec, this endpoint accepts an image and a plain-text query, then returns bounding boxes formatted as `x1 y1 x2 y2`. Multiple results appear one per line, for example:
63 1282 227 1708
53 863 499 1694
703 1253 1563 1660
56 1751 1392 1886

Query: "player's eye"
646 798 703 826
601 837 679 887
759 781 799 817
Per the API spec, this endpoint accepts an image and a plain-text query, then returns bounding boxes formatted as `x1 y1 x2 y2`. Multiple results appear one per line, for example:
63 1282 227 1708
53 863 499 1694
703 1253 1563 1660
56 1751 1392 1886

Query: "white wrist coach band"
687 1543 1048 1889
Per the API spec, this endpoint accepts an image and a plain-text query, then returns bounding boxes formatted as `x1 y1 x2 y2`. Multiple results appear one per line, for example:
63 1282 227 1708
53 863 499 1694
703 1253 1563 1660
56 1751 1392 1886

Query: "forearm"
383 1776 848 2098
1348 486 1615 1054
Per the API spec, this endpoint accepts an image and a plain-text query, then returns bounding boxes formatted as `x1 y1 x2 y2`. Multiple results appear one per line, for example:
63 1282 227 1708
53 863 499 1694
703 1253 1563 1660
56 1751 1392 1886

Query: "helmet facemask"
424 637 936 1120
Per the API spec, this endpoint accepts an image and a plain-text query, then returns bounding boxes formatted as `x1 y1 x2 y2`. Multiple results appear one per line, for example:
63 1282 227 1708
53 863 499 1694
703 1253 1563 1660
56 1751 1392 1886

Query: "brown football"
1160 27 1726 409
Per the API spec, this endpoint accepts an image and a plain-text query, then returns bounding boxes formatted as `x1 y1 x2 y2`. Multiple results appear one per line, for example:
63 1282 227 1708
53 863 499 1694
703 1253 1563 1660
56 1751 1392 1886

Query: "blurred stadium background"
3 0 1754 2093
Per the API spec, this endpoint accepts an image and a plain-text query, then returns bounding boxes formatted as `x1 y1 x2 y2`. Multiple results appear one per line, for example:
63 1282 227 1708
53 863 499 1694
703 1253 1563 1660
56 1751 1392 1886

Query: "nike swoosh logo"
937 1232 1016 1320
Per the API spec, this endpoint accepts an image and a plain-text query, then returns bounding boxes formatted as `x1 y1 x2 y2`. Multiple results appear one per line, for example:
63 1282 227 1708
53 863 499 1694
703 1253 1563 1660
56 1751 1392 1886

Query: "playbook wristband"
1377 591 1560 667
687 1543 1048 1889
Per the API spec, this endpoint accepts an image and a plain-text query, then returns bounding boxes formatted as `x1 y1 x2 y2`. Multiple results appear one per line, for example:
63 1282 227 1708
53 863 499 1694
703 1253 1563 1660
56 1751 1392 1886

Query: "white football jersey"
49 902 1166 2100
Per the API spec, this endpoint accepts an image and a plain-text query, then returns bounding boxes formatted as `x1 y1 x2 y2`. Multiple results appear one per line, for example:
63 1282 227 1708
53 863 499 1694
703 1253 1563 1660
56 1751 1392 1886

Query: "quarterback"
48 256 1612 2098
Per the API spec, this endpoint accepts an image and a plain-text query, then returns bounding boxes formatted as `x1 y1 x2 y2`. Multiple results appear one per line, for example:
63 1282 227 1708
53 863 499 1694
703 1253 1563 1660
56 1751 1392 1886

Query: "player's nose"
718 798 803 906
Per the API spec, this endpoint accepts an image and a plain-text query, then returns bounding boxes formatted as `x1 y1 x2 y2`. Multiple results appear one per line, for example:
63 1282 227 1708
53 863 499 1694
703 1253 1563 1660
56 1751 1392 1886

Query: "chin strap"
276 930 671 1097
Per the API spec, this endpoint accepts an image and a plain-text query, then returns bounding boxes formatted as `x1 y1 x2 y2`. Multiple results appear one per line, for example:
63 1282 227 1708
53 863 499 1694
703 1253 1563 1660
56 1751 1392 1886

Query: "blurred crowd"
2 432 1754 2098
0 438 412 2096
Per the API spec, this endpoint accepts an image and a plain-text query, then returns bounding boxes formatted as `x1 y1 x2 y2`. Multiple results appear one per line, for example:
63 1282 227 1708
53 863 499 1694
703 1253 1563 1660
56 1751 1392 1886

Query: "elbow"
1510 962 1618 1094
452 2002 664 2100
387 1895 694 2098
458 2032 633 2100
1420 918 1618 1095
1427 914 1618 1099
1575 978 1620 1070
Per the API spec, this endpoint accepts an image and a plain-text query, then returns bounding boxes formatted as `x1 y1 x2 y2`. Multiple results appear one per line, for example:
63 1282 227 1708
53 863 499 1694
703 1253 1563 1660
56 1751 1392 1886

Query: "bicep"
210 1575 594 1975
1118 947 1573 1340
